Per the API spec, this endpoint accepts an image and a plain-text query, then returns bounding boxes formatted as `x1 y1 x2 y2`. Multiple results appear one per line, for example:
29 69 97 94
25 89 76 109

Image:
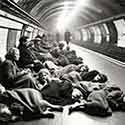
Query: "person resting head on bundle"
43 60 60 71
79 66 108 83
37 68 51 84
71 80 108 103
43 60 64 77
68 88 112 117
69 81 125 117
92 73 108 83
38 68 65 83
77 64 89 73
37 68 61 88
103 83 125 111
60 71 82 84
37 68 73 105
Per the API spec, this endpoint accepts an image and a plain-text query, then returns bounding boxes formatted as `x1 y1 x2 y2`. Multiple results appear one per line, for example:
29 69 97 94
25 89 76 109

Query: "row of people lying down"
17 36 83 72
69 82 125 116
0 76 125 119
0 68 125 122
0 46 125 121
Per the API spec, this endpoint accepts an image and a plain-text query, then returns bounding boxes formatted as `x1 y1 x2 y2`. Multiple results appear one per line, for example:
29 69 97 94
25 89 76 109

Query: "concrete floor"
8 44 125 125
70 44 125 92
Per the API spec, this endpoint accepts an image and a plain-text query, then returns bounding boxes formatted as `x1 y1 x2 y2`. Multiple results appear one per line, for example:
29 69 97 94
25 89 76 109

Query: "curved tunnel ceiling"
16 0 125 31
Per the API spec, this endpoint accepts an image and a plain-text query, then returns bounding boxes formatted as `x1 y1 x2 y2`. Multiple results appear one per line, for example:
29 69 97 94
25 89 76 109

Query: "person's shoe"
10 115 22 122
59 107 63 112
42 111 55 119
68 107 73 115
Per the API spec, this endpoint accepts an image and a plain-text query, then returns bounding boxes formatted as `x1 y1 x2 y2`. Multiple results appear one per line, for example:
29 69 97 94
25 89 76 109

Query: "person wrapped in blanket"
68 80 125 117
59 63 107 85
36 68 73 106
50 42 83 66
31 37 55 64
0 84 63 122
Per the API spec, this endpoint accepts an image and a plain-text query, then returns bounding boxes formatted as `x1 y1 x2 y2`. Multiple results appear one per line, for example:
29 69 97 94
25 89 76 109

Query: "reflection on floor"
9 44 125 125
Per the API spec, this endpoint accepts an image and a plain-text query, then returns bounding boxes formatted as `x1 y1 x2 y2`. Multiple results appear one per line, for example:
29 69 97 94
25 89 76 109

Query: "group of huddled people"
0 34 125 122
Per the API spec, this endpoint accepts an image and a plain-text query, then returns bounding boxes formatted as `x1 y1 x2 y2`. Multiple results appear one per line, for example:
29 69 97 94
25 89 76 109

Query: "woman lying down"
69 82 125 117
0 84 63 122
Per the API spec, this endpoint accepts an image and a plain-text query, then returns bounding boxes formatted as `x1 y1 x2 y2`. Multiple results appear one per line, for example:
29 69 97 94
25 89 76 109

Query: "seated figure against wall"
50 42 65 58
31 38 49 53
18 36 43 72
0 47 38 90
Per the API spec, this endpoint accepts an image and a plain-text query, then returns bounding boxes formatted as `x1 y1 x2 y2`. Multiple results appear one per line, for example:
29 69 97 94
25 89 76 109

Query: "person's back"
84 89 112 116
50 47 60 58
64 31 71 45
41 78 73 105
18 36 37 67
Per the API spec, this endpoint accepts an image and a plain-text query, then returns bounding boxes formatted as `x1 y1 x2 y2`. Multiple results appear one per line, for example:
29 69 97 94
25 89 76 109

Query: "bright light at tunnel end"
56 17 69 32
56 0 89 32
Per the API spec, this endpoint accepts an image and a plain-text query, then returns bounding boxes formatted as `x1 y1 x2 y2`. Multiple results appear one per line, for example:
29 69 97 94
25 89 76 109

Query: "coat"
18 45 37 67
1 60 37 90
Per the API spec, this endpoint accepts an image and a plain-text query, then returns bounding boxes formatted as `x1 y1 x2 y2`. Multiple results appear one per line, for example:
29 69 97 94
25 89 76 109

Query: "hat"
19 36 29 43
38 68 50 76
42 34 46 38
59 42 64 48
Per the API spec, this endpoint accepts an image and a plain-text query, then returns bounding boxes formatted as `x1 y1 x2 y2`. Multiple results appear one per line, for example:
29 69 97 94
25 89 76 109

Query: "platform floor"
9 44 125 125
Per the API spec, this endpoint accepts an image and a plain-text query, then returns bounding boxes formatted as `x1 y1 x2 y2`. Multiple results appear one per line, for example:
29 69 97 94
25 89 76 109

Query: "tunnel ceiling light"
56 0 89 32
13 0 20 3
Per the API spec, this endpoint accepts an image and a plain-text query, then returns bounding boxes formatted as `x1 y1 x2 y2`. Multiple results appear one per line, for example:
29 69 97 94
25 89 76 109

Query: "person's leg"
39 100 63 112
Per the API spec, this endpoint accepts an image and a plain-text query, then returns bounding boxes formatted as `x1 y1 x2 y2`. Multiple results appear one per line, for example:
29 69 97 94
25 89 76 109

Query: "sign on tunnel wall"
114 19 125 47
